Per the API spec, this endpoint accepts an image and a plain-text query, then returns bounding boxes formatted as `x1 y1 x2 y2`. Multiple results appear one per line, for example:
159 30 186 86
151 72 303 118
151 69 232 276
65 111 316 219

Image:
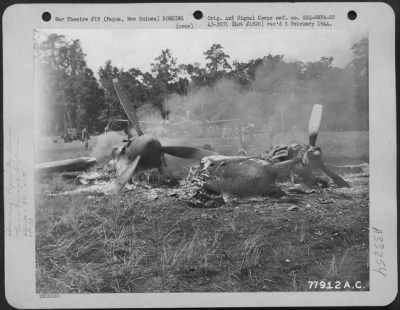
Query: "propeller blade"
162 146 217 160
110 155 141 193
308 104 323 146
112 78 144 136
321 164 351 188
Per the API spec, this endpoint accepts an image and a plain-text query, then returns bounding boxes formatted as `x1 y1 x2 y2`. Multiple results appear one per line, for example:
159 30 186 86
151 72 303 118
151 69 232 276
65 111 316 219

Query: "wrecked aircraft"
264 104 350 188
108 79 349 196
108 79 216 192
182 104 350 197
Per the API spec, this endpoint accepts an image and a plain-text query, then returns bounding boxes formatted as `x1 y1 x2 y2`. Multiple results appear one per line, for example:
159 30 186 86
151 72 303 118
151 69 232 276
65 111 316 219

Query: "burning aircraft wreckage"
38 79 366 208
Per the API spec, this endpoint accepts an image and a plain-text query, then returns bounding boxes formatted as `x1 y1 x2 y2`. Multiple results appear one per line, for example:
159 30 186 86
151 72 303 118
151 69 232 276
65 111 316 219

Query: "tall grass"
36 155 369 293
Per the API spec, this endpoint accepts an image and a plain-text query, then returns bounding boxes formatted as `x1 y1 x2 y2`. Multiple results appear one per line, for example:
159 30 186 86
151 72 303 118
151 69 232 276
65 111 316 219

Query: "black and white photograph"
3 2 397 307
33 28 371 294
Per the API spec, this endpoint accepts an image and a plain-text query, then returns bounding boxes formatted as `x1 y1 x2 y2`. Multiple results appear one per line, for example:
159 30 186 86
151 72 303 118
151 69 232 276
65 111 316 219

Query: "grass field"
36 130 369 163
35 131 369 293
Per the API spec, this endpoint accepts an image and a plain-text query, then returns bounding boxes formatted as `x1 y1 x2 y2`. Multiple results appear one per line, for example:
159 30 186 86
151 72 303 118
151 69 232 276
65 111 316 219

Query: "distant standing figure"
202 143 215 152
81 127 89 149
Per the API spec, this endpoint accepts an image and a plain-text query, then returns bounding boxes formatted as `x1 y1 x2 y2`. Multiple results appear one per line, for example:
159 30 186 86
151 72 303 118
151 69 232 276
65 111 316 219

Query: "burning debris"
77 170 113 185
177 165 226 208
46 181 111 196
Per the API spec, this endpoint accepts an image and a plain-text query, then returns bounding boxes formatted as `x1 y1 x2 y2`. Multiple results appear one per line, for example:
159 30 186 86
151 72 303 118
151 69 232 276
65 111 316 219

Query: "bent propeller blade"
321 164 351 188
112 78 144 136
162 146 217 160
110 155 141 193
308 104 323 146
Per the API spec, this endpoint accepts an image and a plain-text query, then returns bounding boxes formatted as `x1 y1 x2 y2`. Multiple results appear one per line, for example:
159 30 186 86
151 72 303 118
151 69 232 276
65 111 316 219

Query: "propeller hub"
312 149 321 157
302 146 323 168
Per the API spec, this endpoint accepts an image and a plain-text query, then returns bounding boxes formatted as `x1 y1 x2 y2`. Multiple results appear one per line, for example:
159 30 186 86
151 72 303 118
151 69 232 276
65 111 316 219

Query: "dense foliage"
34 32 368 134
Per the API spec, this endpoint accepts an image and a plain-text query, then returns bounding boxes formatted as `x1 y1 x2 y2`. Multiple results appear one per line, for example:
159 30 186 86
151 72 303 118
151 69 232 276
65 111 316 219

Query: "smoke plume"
164 60 362 149
91 131 125 161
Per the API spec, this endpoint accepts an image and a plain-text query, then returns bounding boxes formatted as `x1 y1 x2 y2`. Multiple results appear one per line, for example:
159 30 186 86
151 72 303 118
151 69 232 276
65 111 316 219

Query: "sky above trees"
38 29 367 73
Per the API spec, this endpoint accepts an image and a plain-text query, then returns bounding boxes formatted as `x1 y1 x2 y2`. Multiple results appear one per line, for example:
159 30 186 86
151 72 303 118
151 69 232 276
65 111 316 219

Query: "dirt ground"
36 157 369 293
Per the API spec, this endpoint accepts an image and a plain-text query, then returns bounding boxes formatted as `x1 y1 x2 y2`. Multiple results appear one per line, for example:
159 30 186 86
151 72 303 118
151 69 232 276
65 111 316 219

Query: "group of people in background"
61 127 90 149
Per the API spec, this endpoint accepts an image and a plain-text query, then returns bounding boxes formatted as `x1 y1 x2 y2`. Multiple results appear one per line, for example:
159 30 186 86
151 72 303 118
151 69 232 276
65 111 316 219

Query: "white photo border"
3 2 397 308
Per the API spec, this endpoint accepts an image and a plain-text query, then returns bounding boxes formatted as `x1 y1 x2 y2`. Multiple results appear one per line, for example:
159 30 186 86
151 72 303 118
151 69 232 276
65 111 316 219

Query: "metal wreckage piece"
263 103 350 188
35 157 97 174
263 143 351 188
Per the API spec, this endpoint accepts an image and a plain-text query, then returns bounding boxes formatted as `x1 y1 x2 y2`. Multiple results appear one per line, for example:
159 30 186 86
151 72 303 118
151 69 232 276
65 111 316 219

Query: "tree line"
34 31 368 135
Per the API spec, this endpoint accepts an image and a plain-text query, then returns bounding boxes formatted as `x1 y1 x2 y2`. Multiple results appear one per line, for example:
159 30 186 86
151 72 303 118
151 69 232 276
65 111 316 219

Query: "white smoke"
90 131 125 161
